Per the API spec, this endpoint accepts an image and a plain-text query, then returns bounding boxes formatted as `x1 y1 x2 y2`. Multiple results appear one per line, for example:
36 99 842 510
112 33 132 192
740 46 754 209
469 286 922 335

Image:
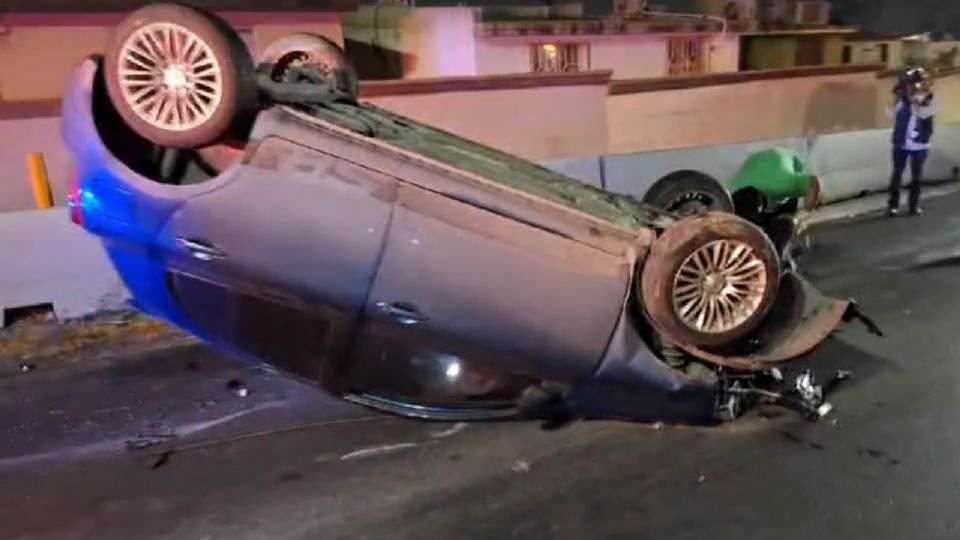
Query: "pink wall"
0 116 70 212
0 71 614 211
342 7 480 79
363 72 612 161
607 66 885 152
0 12 344 101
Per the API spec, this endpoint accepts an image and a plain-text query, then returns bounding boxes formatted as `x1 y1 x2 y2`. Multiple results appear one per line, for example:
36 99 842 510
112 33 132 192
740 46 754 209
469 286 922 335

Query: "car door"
342 182 631 406
159 136 397 381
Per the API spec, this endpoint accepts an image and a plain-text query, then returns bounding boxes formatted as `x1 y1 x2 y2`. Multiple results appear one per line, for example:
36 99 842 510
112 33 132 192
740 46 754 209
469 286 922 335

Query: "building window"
531 43 590 73
667 37 708 75
879 43 890 64
795 36 825 66
842 45 852 64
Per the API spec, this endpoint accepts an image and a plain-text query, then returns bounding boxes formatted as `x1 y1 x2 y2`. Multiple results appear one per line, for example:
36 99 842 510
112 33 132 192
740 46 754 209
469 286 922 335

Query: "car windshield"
290 101 675 230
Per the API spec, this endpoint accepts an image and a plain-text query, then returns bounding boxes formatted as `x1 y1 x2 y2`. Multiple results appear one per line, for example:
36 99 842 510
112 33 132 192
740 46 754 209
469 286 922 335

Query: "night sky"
831 0 960 37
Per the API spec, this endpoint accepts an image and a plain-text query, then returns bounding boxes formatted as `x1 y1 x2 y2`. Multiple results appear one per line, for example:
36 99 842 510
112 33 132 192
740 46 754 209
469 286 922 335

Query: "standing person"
888 67 937 217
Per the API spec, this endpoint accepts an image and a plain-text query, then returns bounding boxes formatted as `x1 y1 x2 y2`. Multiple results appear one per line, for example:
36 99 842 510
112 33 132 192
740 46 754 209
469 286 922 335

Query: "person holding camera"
887 67 937 217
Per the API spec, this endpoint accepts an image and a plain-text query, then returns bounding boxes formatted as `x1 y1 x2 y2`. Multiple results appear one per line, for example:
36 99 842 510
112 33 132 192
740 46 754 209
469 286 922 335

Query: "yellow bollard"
26 152 53 209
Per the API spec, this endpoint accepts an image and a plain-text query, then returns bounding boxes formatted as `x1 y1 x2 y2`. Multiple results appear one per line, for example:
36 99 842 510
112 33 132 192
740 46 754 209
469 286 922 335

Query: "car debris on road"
226 379 250 398
718 368 852 422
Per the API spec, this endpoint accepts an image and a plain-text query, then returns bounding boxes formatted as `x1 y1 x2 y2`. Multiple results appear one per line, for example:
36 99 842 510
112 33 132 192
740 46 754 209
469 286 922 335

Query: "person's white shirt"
888 92 938 151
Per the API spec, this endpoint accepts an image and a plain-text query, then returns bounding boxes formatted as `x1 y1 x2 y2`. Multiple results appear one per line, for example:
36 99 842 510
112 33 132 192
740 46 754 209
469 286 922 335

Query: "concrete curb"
808 181 960 225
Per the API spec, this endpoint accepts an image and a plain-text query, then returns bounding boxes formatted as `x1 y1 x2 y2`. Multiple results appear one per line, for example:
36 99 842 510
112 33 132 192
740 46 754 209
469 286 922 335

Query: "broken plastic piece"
511 460 531 473
125 439 156 451
823 369 852 396
843 303 884 337
817 402 834 418
124 434 175 451
794 370 823 404
769 367 784 381
151 451 172 470
226 379 250 398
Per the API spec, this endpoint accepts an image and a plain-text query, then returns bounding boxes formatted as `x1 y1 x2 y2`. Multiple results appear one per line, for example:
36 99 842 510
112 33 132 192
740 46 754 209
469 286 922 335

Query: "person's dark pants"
888 148 928 212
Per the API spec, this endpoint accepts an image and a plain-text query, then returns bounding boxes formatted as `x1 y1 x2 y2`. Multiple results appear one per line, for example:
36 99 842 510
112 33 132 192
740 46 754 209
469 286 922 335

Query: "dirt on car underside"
282 100 676 232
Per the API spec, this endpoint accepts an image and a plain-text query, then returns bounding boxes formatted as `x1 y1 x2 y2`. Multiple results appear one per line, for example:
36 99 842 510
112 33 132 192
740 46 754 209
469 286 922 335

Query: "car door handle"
375 302 428 326
175 238 227 261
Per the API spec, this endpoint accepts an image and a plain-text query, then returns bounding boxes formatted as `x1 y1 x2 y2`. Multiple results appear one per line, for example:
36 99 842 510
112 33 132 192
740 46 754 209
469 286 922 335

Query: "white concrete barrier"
807 129 891 203
599 137 809 200
921 122 960 182
541 156 604 188
4 123 960 325
597 122 960 204
0 208 128 327
810 123 960 204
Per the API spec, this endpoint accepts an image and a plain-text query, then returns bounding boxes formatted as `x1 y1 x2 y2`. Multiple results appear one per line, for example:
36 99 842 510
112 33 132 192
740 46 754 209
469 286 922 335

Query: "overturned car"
62 3 872 425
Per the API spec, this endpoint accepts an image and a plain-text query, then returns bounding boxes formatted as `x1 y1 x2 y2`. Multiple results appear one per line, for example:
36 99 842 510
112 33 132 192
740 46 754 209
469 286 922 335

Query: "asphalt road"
4 194 960 540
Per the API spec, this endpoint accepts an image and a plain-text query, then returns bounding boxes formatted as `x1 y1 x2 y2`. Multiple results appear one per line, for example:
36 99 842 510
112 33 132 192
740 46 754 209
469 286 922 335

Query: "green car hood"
728 148 813 202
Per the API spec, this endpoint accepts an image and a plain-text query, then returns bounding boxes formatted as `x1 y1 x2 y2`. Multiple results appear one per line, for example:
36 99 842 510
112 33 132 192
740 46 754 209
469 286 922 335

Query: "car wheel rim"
668 191 714 216
672 239 768 334
270 51 334 82
118 22 223 132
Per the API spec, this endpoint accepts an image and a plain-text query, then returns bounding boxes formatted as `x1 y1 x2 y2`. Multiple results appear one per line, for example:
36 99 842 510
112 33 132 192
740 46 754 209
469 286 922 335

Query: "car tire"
259 33 360 100
643 172 735 217
639 212 781 349
104 2 258 149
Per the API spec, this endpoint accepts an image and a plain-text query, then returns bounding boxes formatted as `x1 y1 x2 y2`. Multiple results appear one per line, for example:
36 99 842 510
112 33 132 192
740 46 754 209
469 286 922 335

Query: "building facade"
726 0 862 70
342 4 741 81
740 28 853 70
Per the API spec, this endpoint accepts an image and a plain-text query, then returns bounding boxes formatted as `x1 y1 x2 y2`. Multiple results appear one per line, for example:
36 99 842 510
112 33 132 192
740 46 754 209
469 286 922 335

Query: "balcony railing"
477 15 729 38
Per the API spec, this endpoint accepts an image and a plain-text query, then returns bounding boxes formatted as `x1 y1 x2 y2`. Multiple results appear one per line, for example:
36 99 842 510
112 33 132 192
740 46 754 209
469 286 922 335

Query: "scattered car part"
716 368 851 422
151 450 173 470
843 303 884 337
226 379 250 398
770 369 851 421
794 370 822 404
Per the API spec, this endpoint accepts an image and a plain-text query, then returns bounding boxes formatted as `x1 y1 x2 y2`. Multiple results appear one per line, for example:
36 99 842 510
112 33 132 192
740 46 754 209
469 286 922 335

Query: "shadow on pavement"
779 336 896 393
